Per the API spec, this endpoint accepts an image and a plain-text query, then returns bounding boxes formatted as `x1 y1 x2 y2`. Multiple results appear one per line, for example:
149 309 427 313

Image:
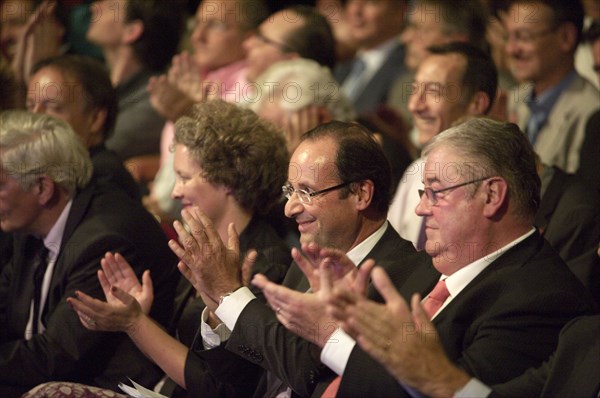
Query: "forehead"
262 9 303 38
409 3 446 30
197 0 239 21
415 53 466 85
506 2 554 29
0 0 34 23
288 137 339 185
423 146 465 183
28 67 87 102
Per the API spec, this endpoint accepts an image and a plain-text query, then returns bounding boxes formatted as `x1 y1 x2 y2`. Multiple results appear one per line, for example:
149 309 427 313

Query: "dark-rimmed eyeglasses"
254 31 295 53
282 182 351 205
418 176 491 205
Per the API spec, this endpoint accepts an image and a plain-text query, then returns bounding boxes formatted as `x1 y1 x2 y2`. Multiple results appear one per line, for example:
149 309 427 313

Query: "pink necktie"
423 280 450 319
321 376 341 397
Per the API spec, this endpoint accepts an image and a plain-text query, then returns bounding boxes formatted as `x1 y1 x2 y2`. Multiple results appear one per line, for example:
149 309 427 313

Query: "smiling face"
409 53 472 146
415 146 487 275
284 136 359 251
171 144 230 223
190 0 248 71
503 2 567 88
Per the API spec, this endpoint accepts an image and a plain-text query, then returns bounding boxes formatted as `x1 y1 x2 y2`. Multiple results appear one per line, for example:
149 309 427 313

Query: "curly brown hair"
174 100 288 215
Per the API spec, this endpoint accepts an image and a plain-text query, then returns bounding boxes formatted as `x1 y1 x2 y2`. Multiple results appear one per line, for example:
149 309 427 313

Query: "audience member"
26 54 140 201
250 58 355 153
505 0 599 173
327 267 599 397
387 42 497 248
318 117 596 397
37 100 292 398
316 0 358 63
145 0 270 226
0 111 178 397
387 0 489 127
333 0 407 114
86 0 182 161
167 121 422 397
243 5 335 85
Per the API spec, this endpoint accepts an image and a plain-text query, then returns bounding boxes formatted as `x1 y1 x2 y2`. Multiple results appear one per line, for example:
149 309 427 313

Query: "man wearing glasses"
169 121 424 397
242 5 335 84
314 117 596 397
505 0 599 173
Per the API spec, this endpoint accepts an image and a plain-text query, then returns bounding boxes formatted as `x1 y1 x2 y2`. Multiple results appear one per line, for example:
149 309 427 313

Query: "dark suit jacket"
491 315 600 398
535 166 600 304
336 232 597 398
577 109 600 195
334 43 406 114
89 144 141 202
193 224 422 398
173 216 291 398
0 182 179 397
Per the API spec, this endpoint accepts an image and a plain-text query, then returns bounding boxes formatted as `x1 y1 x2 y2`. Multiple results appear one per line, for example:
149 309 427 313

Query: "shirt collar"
526 70 577 116
346 221 389 266
43 199 73 262
356 37 399 74
442 228 536 298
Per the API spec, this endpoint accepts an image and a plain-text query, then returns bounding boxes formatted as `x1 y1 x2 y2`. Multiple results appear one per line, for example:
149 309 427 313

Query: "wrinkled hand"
327 267 468 396
148 75 195 121
100 252 154 315
283 106 330 154
168 53 204 102
67 284 145 334
168 207 243 311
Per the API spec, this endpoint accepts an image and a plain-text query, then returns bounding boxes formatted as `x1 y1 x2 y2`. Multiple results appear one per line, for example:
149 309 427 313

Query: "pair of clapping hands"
67 208 447 393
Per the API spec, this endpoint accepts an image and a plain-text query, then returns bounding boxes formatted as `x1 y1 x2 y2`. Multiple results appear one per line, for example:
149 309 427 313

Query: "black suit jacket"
334 42 406 115
176 216 291 398
535 166 600 305
0 182 179 397
89 144 141 202
336 232 597 398
194 224 422 398
491 315 600 398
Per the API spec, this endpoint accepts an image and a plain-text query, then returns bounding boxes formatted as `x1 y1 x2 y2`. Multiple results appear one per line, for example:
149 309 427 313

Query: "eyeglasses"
505 27 556 45
282 182 352 205
418 176 491 205
254 31 294 53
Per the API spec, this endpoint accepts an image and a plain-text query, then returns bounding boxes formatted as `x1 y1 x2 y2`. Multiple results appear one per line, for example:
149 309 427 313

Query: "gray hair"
0 111 92 195
251 58 356 122
422 117 540 220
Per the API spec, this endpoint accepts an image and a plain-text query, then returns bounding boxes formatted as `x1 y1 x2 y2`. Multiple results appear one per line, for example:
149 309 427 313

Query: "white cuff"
214 286 256 331
200 307 232 349
320 327 356 376
453 378 492 398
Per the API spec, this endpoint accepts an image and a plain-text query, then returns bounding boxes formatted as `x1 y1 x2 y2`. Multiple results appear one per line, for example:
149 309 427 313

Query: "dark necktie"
32 241 50 335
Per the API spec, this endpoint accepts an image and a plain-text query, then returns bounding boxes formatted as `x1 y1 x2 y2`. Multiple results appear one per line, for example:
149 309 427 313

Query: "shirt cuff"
320 327 356 376
200 306 232 349
214 286 256 331
453 378 492 398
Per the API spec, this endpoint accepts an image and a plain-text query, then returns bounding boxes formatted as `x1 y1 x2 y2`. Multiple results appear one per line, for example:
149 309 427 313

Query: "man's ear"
556 23 578 53
89 108 108 137
467 91 491 116
482 177 508 218
354 180 375 211
123 19 144 44
36 176 56 206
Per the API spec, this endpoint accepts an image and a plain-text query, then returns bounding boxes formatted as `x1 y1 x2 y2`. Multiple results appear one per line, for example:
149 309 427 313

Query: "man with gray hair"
0 112 178 396
317 117 596 397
